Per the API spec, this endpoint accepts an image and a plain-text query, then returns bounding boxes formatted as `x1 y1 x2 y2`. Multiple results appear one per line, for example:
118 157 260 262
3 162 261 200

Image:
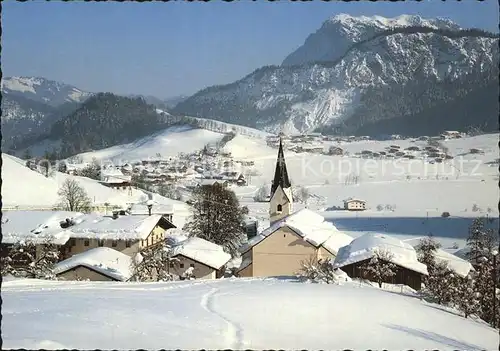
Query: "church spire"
270 137 291 198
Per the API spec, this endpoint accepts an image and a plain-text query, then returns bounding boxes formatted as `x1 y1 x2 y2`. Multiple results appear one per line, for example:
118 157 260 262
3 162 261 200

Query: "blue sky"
2 1 498 99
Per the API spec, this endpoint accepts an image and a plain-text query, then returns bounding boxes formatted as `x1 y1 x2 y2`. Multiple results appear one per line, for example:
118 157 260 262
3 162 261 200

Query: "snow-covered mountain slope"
173 14 499 134
1 154 148 209
2 76 92 107
2 278 497 349
74 125 227 163
282 14 461 66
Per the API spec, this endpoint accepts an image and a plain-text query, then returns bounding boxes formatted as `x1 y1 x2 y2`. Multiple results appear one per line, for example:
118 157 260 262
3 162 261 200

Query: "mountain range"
2 14 498 157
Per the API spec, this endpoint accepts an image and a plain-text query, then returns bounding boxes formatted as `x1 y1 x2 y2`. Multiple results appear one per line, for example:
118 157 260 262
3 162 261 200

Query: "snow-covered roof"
240 209 353 254
344 198 366 203
101 168 131 183
433 248 474 278
333 233 428 275
127 203 174 216
172 237 231 270
198 179 228 186
53 247 132 281
1 210 85 245
66 213 167 241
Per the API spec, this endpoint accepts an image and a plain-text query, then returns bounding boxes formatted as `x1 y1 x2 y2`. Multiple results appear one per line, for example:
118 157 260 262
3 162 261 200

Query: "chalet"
126 202 174 222
333 233 428 290
59 213 176 260
54 247 132 282
344 198 366 211
237 139 353 278
1 210 85 264
171 237 231 279
197 179 229 188
100 168 132 190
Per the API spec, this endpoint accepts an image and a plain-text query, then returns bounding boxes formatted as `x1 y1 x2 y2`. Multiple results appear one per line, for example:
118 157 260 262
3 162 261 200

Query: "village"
2 135 476 286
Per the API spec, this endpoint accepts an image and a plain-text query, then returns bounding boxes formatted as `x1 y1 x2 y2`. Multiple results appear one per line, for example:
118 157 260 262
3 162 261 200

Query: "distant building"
344 199 367 211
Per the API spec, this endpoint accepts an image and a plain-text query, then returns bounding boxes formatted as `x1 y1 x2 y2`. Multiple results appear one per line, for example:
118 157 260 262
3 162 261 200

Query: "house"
237 139 353 278
197 179 229 188
344 198 367 211
53 247 132 282
126 202 174 222
100 168 132 190
1 210 85 263
333 233 428 290
60 213 176 260
171 237 231 279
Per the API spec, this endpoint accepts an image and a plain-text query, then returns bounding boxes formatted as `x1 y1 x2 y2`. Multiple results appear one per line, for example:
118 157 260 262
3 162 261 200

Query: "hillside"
1 154 148 209
172 14 499 135
43 93 169 158
1 76 91 107
2 278 497 349
1 94 81 151
75 125 227 163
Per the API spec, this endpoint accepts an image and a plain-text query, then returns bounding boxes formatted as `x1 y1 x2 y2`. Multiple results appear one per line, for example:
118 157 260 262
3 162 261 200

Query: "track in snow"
200 287 245 350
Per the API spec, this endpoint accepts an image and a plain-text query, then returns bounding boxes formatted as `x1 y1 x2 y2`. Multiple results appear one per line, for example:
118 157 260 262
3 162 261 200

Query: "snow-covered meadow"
2 277 497 350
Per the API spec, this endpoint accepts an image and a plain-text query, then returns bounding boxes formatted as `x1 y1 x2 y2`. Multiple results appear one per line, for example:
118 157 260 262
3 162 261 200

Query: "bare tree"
57 179 92 213
360 249 398 288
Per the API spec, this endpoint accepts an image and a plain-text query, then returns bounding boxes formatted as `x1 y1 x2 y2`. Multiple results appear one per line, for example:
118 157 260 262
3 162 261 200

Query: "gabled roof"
333 233 428 275
53 247 132 281
239 209 353 255
1 210 85 245
172 237 231 270
66 213 167 241
270 138 291 198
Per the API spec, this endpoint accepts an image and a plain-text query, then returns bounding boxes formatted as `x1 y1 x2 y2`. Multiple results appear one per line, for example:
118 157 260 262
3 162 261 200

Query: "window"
125 240 131 248
112 240 117 247
84 239 90 247
69 238 76 246
277 204 282 212
190 264 195 268
98 240 104 247
180 263 185 269
169 262 174 268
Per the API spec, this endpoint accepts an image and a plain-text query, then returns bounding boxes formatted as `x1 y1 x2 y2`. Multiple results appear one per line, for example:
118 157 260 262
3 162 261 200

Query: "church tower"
269 137 293 224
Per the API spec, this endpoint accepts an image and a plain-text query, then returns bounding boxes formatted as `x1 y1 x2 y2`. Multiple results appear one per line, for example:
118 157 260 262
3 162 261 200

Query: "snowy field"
76 125 225 163
1 154 192 228
2 278 497 350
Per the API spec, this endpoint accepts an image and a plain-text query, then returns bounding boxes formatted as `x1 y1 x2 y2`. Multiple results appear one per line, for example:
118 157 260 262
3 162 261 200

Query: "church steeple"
270 137 291 198
269 137 293 224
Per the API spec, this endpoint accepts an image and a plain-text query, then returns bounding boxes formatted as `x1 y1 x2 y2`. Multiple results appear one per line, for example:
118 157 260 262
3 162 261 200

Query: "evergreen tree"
454 275 482 319
183 184 246 257
466 217 497 263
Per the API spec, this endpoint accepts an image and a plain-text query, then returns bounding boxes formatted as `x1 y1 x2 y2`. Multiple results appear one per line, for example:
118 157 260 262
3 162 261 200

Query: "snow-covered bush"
129 242 180 282
299 257 346 284
1 237 60 280
253 184 269 202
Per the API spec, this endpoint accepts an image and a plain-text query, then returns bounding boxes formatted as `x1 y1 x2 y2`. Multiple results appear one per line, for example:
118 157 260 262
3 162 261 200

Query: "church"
237 138 353 278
